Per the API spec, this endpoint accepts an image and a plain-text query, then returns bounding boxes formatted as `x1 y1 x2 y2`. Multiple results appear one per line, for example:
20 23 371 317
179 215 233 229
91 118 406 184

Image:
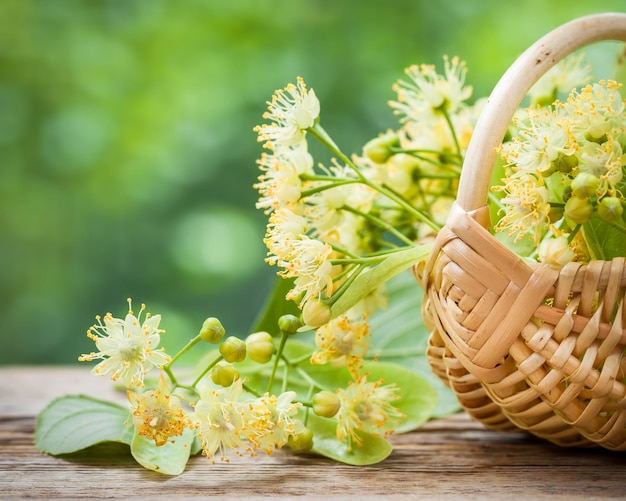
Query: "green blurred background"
1 0 624 364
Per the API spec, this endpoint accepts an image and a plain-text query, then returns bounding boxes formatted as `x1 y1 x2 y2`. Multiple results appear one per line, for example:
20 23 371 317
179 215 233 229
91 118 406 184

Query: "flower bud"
597 196 624 222
312 390 340 418
565 196 593 224
571 173 599 199
278 314 303 335
245 331 274 363
362 131 400 164
210 362 239 387
219 336 246 363
537 236 575 268
553 152 578 173
199 317 225 344
302 299 331 328
287 428 314 453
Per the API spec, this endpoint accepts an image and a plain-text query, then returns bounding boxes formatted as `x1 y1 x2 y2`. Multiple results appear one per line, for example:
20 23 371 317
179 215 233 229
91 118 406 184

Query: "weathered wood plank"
0 366 624 499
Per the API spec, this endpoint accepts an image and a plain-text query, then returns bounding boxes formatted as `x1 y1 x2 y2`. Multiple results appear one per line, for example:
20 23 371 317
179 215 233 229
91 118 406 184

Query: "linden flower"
127 374 190 446
255 147 314 213
502 107 576 175
270 236 334 306
245 391 305 455
493 174 551 244
78 300 170 388
255 77 320 148
565 80 625 141
335 376 404 449
578 137 624 198
193 378 247 462
391 55 472 118
263 207 310 261
310 316 372 375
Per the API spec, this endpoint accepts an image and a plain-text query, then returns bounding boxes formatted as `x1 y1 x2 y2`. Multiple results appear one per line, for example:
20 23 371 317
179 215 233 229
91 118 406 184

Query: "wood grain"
0 366 624 499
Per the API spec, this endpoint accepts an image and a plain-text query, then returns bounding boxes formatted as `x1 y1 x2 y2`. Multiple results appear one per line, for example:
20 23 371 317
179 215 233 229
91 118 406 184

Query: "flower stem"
163 334 202 386
191 354 224 388
243 382 262 398
267 329 290 393
341 205 415 245
441 108 462 156
309 122 439 232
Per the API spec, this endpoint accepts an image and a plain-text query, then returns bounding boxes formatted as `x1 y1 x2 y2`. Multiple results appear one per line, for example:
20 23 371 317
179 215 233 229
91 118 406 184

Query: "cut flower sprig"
35 51 625 476
253 63 482 329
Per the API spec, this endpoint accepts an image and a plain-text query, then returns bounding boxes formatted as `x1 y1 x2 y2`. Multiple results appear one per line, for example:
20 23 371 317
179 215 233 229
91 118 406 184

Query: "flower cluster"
495 79 626 265
253 57 484 329
39 51 626 477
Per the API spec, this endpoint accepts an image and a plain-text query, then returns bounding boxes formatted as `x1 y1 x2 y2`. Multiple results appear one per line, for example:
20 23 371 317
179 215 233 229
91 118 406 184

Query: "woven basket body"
420 13 626 450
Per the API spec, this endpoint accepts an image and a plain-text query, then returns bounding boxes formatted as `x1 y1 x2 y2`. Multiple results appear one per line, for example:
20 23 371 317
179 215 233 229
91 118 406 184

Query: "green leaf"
582 215 626 261
307 413 393 465
35 395 133 455
329 244 430 320
250 276 300 334
130 427 196 475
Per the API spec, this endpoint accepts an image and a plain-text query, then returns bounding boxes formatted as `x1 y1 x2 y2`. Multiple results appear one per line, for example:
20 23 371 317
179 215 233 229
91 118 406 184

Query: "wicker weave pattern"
420 202 626 449
418 13 626 451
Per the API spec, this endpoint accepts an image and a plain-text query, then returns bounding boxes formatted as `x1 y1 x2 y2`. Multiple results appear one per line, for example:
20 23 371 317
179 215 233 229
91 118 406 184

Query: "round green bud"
565 196 593 225
362 131 400 164
219 336 246 363
278 314 303 335
245 331 274 364
598 196 624 222
312 390 341 418
553 152 578 173
571 172 599 199
287 428 314 453
210 362 239 387
199 317 225 344
302 299 331 328
548 205 564 224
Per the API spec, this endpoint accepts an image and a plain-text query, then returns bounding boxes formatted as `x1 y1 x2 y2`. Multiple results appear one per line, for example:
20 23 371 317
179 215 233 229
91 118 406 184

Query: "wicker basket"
418 13 626 450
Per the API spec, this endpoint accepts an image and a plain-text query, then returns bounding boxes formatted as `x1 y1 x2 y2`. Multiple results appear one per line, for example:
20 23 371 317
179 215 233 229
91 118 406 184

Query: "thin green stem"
309 122 439 232
326 263 366 307
267 329 290 393
299 178 362 198
308 124 363 178
190 354 224 388
567 224 582 244
243 382 262 398
441 108 462 156
162 334 203 386
380 182 440 231
341 205 415 245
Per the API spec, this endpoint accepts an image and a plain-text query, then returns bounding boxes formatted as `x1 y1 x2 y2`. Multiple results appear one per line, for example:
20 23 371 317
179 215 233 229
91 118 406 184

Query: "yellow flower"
391 55 472 117
127 374 190 446
245 391 304 455
310 316 371 377
193 378 247 462
254 77 320 148
493 174 551 245
78 300 170 388
254 148 314 213
336 376 404 449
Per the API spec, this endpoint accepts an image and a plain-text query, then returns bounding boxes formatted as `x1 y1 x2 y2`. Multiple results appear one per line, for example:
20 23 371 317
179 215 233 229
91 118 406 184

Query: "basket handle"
457 13 626 216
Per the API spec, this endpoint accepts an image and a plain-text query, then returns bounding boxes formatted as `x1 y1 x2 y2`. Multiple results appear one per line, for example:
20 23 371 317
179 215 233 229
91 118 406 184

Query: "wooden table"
1 366 625 499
